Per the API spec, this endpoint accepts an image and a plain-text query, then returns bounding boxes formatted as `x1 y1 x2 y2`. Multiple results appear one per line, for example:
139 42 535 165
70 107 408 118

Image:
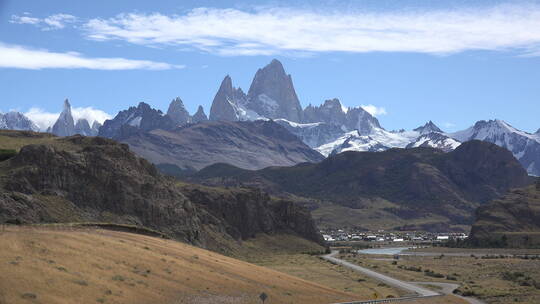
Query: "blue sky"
1 0 539 132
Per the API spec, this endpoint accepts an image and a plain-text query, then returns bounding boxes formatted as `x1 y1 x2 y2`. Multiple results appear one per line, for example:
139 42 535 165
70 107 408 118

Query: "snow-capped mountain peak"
413 120 443 135
0 111 39 132
451 119 536 143
449 119 540 176
406 132 460 152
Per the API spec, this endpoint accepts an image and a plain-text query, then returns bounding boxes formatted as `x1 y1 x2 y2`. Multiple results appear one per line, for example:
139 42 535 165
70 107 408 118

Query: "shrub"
21 293 37 299
424 269 445 278
0 149 16 162
112 275 125 281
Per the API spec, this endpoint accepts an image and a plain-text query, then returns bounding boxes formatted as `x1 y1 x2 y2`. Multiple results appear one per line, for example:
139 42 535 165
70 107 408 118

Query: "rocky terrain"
468 179 540 248
0 130 324 252
190 141 530 231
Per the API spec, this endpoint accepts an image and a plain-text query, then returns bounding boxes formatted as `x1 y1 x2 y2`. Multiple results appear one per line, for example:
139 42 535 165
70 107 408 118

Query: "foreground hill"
191 141 530 231
468 180 540 248
0 130 323 254
0 226 353 304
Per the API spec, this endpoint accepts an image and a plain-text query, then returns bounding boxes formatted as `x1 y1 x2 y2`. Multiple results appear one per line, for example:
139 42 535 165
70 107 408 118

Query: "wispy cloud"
361 104 387 117
79 4 540 56
0 43 184 70
25 107 112 131
10 13 78 30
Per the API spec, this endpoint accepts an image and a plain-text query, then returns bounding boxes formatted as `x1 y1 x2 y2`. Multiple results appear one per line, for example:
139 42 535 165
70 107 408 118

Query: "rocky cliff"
468 180 540 248
0 131 324 251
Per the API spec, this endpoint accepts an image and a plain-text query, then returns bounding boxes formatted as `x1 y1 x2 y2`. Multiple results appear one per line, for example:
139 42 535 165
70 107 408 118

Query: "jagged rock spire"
209 75 246 121
52 99 75 136
167 97 191 126
192 105 208 123
246 59 303 122
414 121 443 134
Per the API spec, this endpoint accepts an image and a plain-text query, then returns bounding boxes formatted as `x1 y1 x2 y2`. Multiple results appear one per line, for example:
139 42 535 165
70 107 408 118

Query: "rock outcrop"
468 181 540 248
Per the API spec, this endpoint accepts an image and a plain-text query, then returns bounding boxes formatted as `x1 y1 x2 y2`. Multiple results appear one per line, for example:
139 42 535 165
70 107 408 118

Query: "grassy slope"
0 226 358 304
0 130 62 151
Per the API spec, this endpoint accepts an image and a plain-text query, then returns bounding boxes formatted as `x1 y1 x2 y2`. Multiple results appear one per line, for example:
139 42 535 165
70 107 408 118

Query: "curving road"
322 251 485 304
322 251 439 297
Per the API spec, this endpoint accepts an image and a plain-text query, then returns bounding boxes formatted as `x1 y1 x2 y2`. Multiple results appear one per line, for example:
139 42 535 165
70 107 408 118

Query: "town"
321 228 468 243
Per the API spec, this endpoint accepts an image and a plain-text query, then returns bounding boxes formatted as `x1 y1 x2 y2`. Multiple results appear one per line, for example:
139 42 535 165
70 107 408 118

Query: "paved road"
322 251 486 304
322 251 439 297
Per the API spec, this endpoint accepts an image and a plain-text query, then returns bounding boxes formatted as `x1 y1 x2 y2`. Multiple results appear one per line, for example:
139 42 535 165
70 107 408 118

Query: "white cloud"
361 104 387 117
24 108 59 131
80 4 540 56
43 14 78 29
10 15 40 25
25 107 112 131
10 13 78 30
0 43 184 70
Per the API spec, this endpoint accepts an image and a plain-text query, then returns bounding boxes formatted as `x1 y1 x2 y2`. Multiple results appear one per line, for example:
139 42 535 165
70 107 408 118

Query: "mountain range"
190 141 531 231
2 59 539 176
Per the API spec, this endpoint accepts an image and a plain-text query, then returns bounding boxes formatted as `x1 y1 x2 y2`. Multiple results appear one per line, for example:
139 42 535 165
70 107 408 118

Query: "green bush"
0 149 17 162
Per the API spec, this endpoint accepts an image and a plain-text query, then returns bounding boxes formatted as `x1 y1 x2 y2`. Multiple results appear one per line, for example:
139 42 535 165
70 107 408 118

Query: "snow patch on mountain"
449 119 540 176
316 128 420 156
407 132 461 152
0 112 39 132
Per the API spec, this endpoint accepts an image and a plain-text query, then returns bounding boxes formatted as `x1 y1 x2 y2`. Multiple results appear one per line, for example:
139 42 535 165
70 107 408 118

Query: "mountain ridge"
189 140 530 231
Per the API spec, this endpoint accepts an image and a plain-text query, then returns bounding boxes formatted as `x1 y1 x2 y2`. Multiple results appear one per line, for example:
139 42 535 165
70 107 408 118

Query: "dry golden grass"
236 237 407 301
0 130 59 151
340 252 540 304
0 226 359 304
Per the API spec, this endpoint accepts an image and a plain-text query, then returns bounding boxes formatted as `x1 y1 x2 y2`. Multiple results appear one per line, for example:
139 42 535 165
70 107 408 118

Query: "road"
322 251 486 304
322 251 439 297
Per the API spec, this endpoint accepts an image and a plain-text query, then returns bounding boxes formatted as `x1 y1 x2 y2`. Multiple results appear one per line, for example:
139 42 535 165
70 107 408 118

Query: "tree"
259 292 268 303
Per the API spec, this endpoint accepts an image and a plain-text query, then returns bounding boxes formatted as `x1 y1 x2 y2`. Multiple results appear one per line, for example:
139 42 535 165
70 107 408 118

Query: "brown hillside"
0 226 354 304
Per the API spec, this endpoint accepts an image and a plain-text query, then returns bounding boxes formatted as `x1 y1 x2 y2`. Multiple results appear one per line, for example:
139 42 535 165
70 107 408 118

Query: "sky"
0 0 539 132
